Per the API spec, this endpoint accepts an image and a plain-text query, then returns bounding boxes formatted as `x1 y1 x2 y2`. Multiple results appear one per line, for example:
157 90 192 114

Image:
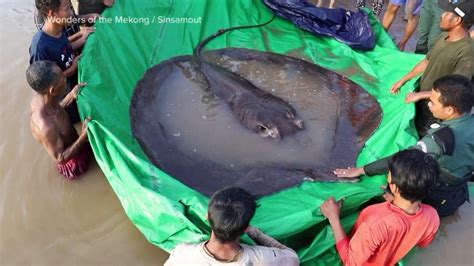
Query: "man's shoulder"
360 202 390 216
31 30 51 48
164 242 204 265
420 203 439 218
358 202 403 226
242 244 299 264
418 203 440 230
171 242 202 253
30 31 67 53
30 112 56 139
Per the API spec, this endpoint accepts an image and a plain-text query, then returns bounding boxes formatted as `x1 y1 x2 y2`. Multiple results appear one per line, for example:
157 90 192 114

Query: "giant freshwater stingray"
130 22 382 197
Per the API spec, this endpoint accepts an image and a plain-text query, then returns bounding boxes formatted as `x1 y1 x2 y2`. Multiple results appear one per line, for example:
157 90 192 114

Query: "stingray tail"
193 16 275 66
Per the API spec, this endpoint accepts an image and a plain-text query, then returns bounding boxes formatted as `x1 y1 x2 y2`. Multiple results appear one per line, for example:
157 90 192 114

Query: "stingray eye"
286 112 294 119
270 128 281 140
258 125 268 134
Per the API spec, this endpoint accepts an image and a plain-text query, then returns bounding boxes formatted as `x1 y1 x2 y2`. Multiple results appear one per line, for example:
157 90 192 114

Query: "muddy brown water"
1 0 471 265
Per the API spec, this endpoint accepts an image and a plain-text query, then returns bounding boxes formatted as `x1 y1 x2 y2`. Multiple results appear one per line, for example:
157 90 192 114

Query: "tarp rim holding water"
78 1 423 264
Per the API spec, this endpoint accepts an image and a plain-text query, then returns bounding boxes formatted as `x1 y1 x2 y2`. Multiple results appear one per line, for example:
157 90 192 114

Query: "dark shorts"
423 182 469 217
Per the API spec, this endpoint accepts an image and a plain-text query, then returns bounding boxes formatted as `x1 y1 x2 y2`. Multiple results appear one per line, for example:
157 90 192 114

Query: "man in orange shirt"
320 149 440 265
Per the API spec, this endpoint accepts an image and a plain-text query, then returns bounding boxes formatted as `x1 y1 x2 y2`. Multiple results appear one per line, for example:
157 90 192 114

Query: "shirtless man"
26 60 92 180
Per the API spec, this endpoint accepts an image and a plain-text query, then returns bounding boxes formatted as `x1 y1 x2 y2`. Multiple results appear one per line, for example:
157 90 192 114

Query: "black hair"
26 61 61 94
461 21 472 29
208 187 257 243
388 149 439 202
433 74 474 114
36 0 61 17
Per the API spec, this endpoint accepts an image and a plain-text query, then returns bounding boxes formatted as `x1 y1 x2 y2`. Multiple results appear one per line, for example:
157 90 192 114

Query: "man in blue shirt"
30 0 81 123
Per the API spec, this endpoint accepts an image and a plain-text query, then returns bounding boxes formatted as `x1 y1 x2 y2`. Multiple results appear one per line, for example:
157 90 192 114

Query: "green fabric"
78 1 425 264
421 33 474 91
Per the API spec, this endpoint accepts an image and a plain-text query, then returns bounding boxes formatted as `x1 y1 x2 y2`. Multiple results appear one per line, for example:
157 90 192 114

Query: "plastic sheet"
78 0 424 264
263 0 376 50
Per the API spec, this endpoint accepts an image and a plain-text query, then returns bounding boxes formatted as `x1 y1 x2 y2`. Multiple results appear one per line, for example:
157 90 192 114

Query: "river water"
0 0 471 264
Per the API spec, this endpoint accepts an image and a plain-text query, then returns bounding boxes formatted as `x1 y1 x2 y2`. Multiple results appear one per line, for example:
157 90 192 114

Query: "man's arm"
321 198 383 265
334 132 446 179
321 197 346 244
320 197 353 264
333 154 392 179
39 118 90 164
246 226 288 249
68 31 82 43
405 91 431 103
390 58 429 94
63 54 82 77
60 83 87 108
70 27 95 51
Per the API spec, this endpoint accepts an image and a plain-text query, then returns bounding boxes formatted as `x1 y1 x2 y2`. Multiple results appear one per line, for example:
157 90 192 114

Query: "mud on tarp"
78 0 424 264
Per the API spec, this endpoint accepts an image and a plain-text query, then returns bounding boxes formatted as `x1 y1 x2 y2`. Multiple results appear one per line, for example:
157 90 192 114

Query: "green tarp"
78 0 424 264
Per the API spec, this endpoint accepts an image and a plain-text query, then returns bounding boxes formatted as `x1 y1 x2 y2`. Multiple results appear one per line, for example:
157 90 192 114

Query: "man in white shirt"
164 187 299 265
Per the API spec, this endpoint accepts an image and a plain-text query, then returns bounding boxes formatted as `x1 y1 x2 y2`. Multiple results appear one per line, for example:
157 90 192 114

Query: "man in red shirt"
320 149 440 265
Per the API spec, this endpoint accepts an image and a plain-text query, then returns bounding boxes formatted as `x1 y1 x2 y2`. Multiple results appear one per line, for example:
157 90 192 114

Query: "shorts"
57 143 93 180
423 182 469 217
390 0 423 16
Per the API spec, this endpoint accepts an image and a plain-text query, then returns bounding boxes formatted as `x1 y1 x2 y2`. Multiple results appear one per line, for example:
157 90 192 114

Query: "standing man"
27 61 92 180
382 0 423 50
415 0 443 53
390 0 473 136
31 0 81 123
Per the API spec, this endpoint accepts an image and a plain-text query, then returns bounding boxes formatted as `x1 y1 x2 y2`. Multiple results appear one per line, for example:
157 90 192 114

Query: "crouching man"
335 75 474 217
165 187 299 265
321 149 440 265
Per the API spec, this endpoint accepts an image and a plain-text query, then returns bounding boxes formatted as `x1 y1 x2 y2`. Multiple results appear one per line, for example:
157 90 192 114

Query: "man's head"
208 187 257 243
428 75 474 120
36 0 73 25
26 61 66 96
387 149 439 203
439 0 474 30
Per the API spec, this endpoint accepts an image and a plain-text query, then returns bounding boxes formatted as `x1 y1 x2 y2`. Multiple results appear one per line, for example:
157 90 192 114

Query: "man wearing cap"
390 0 474 137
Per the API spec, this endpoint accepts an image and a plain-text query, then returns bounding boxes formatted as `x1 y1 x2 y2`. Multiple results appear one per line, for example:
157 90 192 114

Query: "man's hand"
72 82 87 99
80 26 95 40
103 0 115 6
333 167 364 179
80 116 91 139
405 92 420 103
88 13 100 23
71 54 83 69
383 192 394 202
380 185 394 202
390 79 406 94
320 197 342 221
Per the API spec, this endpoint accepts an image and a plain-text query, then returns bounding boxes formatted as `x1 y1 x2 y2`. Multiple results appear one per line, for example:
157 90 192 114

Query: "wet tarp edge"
78 0 426 264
